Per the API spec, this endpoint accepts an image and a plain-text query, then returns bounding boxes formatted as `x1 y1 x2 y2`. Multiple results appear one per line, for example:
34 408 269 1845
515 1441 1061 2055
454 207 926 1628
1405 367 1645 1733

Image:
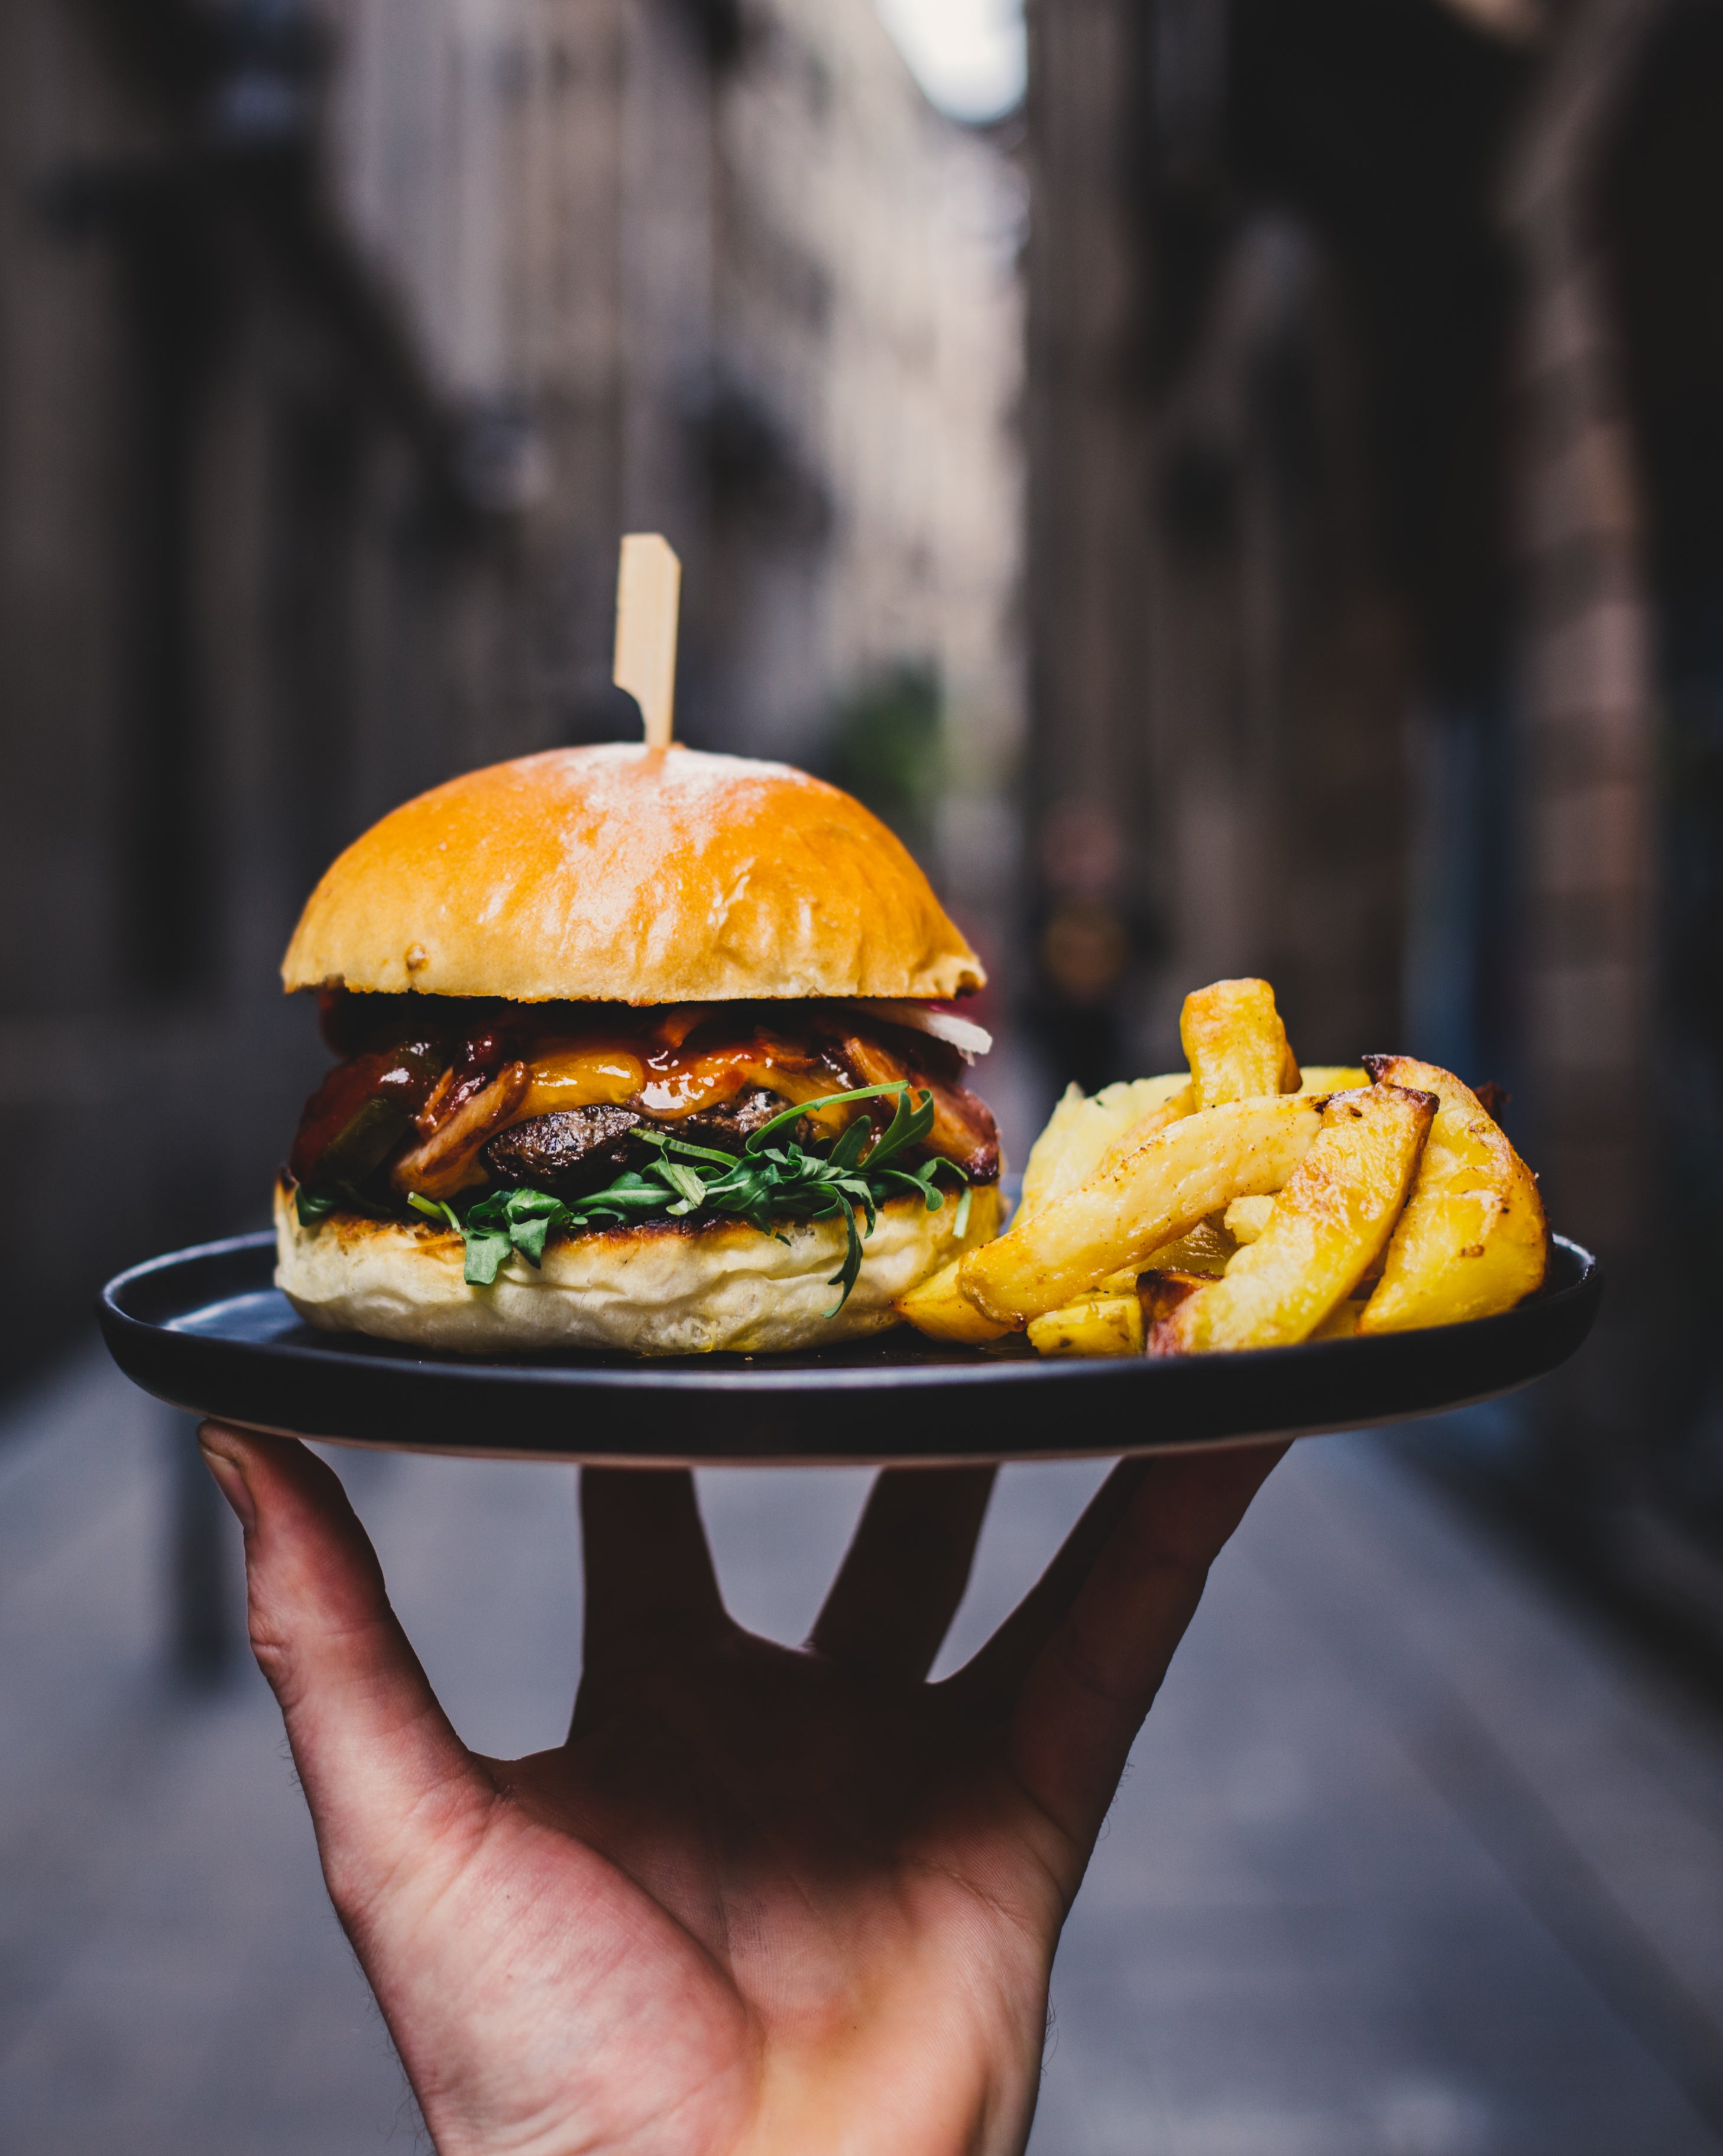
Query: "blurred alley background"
4 0 1723 2147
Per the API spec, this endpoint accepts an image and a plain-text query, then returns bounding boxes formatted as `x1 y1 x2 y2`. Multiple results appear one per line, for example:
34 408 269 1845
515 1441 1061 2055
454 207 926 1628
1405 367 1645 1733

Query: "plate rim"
101 1228 1598 1396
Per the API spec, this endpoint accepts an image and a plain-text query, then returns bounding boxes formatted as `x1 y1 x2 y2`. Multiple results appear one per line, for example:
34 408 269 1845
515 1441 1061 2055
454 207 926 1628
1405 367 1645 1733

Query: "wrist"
733 2024 1038 2156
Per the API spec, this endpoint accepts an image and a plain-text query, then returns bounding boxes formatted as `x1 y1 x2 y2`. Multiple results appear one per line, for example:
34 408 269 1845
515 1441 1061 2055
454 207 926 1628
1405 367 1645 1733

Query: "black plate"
98 1231 1600 1467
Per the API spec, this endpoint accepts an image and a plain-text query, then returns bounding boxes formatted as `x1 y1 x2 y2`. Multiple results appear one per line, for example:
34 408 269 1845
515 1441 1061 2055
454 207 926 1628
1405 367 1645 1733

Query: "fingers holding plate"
948 1455 1155 1712
808 1465 997 1684
579 1466 727 1663
998 1443 1287 1857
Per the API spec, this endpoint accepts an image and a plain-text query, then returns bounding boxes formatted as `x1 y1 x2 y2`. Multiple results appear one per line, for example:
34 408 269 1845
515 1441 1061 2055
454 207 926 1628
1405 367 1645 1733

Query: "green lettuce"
404 1082 967 1313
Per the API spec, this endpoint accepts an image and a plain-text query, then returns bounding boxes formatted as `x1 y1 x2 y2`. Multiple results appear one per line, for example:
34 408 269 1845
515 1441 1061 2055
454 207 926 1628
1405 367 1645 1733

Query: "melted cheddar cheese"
517 1047 645 1121
512 1034 841 1130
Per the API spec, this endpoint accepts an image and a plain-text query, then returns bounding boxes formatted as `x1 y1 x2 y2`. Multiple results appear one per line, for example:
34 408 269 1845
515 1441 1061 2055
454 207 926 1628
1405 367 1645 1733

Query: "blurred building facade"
1024 0 1723 1662
0 0 1024 1380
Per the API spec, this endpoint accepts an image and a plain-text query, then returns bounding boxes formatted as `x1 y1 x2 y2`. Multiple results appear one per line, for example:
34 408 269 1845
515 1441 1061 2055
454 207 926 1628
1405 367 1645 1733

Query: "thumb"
198 1424 490 1917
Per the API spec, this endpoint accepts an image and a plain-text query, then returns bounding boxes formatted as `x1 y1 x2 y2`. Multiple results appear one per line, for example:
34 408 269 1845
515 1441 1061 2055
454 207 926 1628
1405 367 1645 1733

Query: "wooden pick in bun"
276 745 1002 1357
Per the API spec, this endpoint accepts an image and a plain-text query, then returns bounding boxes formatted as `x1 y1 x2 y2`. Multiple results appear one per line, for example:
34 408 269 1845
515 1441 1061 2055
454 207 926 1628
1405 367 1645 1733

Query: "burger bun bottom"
274 1178 1005 1357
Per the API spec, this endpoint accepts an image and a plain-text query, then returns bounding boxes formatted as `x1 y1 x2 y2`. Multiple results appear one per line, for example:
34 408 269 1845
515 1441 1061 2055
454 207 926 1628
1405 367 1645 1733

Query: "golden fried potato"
1016 1083 1088 1218
1027 1295 1144 1357
1221 1195 1389 1296
1019 1075 1191 1219
1310 1299 1364 1341
1151 1084 1435 1353
1091 1088 1200 1179
1357 1056 1547 1333
1181 978 1300 1107
1297 1065 1369 1095
1223 1194 1277 1244
894 1256 1011 1344
903 1073 1191 1345
960 1094 1324 1326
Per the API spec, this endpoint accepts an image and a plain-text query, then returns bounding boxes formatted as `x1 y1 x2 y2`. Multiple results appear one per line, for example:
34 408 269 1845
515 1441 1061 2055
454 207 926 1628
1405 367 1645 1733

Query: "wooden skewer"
613 533 682 750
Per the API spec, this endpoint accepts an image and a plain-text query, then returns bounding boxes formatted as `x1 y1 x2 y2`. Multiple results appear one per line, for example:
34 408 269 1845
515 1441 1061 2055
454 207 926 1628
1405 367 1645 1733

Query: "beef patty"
482 1088 794 1202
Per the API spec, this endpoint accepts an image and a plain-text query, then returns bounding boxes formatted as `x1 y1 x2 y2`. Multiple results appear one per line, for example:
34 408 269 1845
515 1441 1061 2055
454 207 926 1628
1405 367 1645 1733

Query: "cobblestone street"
2 1346 1721 2154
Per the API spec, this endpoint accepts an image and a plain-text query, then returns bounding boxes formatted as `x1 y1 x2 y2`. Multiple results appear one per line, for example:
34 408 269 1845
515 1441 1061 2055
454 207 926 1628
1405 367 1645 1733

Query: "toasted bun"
280 744 983 1006
275 1179 1004 1357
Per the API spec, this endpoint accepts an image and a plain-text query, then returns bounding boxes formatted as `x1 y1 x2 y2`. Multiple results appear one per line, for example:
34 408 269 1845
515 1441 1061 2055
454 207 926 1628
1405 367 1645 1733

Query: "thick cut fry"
1311 1300 1364 1341
1298 1065 1368 1095
1019 1075 1191 1219
1357 1056 1547 1333
1027 1295 1144 1357
895 1256 1010 1344
1091 1087 1199 1181
1225 1194 1386 1285
960 1094 1324 1326
1223 1194 1277 1244
1152 1085 1435 1353
1181 978 1300 1107
1311 1302 1371 1337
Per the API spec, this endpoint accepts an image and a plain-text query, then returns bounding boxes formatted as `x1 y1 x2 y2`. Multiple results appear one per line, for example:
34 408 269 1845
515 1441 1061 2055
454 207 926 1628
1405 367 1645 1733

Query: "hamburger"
276 743 1004 1354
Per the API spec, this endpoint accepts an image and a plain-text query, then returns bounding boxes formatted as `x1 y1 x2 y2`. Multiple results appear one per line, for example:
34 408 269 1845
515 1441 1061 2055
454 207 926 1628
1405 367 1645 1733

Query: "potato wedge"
1028 1295 1144 1357
1019 1074 1191 1219
960 1094 1324 1325
1223 1194 1277 1244
1356 1056 1547 1333
1297 1065 1369 1095
1090 1088 1199 1179
1181 978 1300 1106
1225 1194 1387 1283
1016 1083 1089 1218
1151 1084 1435 1353
1310 1299 1365 1341
895 1255 1011 1344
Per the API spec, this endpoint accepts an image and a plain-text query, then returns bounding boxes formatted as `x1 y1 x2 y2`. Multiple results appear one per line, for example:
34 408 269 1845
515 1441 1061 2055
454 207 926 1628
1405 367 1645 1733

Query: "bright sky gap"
873 0 1027 122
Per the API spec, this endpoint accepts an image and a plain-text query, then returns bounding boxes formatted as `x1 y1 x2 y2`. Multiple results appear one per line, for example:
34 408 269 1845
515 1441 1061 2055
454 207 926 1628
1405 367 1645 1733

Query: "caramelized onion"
838 1034 1000 1181
391 1062 531 1199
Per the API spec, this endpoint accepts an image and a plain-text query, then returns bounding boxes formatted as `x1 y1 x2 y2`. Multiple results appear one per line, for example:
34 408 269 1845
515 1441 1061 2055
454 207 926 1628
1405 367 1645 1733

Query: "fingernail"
198 1436 258 1532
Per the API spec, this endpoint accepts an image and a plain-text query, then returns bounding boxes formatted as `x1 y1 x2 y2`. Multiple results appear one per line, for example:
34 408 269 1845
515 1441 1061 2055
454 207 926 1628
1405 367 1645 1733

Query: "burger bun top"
281 744 984 1007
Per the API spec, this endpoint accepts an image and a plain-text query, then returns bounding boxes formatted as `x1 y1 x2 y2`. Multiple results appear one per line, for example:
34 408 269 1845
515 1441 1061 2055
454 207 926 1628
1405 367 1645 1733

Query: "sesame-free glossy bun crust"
281 744 984 1005
274 1179 1004 1356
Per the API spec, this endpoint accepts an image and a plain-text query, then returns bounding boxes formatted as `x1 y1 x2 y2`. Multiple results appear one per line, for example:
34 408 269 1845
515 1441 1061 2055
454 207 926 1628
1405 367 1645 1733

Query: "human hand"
197 1425 1284 2156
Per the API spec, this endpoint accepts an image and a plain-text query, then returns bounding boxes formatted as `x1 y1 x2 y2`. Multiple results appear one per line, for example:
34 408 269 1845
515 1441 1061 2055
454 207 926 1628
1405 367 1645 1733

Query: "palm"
209 1433 1282 2156
442 1641 1057 2155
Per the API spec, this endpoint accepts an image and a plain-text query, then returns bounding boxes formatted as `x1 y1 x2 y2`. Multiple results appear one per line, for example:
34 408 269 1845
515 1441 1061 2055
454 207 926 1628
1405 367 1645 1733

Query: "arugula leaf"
862 1084 937 1172
823 1196 867 1317
742 1081 929 1155
407 1191 462 1233
329 1082 975 1315
635 1129 740 1171
660 1162 708 1214
508 1210 555 1267
467 1230 514 1286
